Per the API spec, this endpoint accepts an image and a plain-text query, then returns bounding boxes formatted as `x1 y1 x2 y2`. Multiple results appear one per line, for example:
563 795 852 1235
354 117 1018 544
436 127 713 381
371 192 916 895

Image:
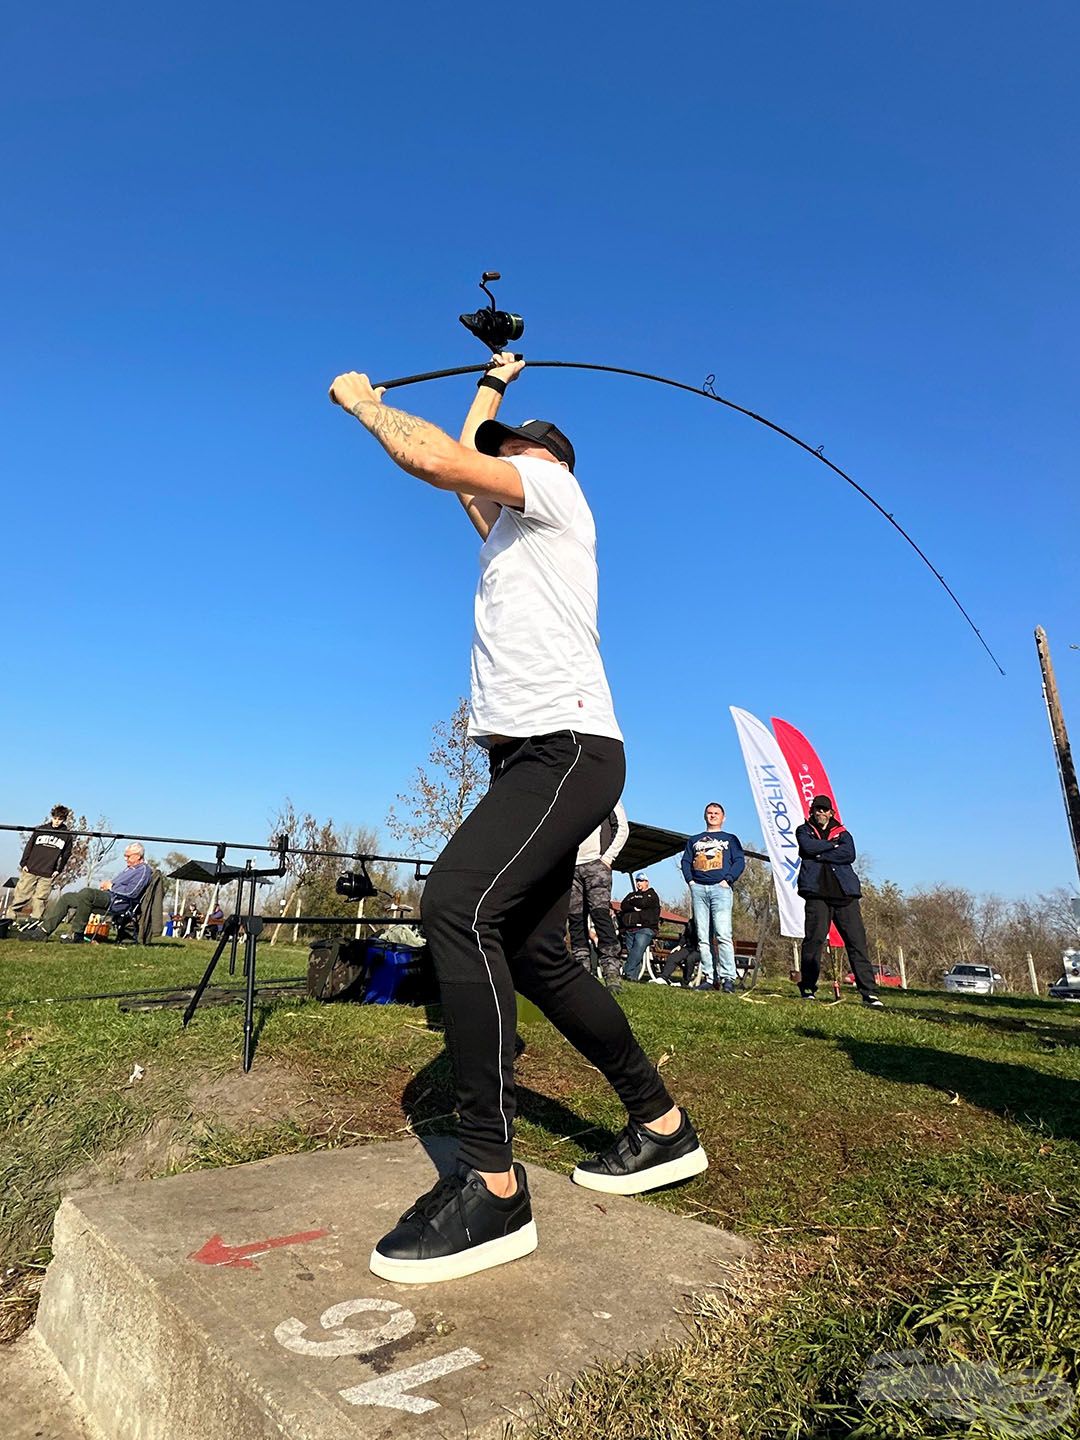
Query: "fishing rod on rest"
363 271 1004 677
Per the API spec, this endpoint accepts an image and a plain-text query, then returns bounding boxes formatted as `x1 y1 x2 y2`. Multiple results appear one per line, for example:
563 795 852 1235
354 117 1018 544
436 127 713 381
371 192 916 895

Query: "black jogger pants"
420 730 674 1172
799 895 878 997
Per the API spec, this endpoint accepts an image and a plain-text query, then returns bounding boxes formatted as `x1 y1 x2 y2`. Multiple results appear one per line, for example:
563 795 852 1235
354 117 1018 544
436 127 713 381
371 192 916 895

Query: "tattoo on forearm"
351 401 443 467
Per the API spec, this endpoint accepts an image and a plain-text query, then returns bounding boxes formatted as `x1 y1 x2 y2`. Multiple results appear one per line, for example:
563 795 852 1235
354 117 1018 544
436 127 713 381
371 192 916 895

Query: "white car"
1049 948 1080 1001
943 963 1003 996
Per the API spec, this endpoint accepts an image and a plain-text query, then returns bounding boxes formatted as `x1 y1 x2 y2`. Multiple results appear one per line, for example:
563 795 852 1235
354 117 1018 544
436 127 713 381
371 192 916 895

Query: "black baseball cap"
810 795 834 812
474 418 575 473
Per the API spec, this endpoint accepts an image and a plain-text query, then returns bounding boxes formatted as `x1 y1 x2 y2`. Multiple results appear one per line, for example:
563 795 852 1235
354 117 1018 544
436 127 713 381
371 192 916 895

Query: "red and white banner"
771 716 842 947
770 717 841 824
730 707 805 939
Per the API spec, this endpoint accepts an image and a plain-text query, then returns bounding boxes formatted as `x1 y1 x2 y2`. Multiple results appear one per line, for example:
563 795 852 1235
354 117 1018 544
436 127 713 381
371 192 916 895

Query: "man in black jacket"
9 805 73 926
620 874 661 981
796 796 882 1008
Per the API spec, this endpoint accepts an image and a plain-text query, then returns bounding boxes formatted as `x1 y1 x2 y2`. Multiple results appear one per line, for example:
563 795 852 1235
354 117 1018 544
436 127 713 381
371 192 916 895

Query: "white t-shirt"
576 800 630 866
468 455 622 745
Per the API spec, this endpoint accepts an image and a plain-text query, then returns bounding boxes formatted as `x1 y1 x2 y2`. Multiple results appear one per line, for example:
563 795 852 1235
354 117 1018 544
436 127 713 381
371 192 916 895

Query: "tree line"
717 854 1077 990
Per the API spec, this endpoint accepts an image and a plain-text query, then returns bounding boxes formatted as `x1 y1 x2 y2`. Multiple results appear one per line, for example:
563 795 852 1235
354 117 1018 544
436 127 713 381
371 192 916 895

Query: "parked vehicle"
845 968 904 988
943 963 1003 996
1048 948 1080 1002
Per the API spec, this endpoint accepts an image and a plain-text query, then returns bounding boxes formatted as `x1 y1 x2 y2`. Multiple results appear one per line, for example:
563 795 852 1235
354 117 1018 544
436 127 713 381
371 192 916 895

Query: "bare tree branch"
386 697 487 851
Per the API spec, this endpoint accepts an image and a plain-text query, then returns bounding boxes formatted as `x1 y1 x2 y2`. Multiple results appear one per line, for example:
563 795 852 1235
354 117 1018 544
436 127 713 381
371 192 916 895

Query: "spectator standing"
567 801 629 990
681 803 745 992
24 843 152 944
796 796 882 1008
620 873 661 981
10 805 73 927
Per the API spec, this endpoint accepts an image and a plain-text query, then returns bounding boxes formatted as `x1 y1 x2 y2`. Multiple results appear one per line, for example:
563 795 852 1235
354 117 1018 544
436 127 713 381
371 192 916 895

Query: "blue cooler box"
363 943 428 1005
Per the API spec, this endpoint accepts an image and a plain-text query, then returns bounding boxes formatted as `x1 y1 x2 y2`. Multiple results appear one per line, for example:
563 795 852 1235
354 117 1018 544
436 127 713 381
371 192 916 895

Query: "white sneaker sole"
368 1219 538 1285
571 1145 709 1195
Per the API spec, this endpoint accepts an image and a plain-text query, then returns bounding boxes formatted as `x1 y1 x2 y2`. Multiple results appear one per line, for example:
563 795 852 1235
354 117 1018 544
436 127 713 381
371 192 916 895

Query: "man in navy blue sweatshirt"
680 804 745 992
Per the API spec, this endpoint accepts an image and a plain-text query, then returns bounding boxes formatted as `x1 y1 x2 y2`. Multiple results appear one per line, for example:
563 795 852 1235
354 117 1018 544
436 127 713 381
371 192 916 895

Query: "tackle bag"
307 938 370 1002
307 937 438 1006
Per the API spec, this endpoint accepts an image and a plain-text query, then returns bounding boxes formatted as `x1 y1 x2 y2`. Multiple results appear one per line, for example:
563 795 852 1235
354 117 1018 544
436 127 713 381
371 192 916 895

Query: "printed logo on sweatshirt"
692 838 729 871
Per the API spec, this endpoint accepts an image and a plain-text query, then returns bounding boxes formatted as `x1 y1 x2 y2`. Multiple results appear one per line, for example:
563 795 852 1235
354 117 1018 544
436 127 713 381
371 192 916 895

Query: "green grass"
2 938 1079 1436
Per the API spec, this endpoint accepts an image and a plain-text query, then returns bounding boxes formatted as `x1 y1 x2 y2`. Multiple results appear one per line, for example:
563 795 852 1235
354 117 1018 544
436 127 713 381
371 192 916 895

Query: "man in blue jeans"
681 804 745 992
620 873 661 981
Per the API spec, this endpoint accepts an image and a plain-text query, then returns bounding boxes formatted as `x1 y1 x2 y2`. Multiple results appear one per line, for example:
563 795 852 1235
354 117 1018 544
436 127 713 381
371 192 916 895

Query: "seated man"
656 914 701 987
24 842 153 944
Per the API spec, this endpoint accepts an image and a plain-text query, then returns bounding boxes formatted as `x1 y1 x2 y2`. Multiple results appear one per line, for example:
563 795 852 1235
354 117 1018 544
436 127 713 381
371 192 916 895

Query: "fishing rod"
368 272 1004 676
15 977 308 1007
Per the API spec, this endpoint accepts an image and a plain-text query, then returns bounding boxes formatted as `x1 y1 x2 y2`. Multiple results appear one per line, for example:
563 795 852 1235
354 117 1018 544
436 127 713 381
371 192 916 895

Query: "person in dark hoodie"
9 805 73 927
796 796 882 1008
619 873 662 981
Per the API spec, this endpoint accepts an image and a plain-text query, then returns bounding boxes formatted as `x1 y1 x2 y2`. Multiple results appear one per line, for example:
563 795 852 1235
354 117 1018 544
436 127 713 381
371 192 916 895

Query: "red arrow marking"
189 1228 329 1269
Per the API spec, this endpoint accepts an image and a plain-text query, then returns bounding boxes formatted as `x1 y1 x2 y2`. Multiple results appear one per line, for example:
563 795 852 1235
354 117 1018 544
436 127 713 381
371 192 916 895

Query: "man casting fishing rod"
329 353 707 1284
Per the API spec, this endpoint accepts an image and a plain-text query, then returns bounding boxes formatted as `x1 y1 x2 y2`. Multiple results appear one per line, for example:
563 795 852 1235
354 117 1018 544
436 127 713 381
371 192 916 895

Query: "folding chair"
103 873 164 946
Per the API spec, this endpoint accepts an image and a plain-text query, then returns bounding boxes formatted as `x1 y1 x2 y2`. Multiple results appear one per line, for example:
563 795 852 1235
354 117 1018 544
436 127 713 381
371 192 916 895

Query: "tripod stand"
181 841 288 1072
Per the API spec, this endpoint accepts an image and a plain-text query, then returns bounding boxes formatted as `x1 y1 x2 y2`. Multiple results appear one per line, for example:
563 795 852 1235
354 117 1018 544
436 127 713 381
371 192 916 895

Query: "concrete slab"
0 1332 104 1440
34 1139 752 1440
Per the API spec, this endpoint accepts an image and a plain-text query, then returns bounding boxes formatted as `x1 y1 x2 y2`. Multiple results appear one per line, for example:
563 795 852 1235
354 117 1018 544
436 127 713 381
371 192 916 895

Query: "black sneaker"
720 979 736 994
369 1163 537 1284
800 990 817 1001
17 922 48 942
862 995 884 1009
571 1109 708 1195
59 933 85 945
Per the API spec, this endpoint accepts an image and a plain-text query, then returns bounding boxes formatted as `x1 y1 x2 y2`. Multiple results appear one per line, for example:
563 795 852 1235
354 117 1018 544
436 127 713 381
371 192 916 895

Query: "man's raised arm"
456 353 525 539
328 363 525 530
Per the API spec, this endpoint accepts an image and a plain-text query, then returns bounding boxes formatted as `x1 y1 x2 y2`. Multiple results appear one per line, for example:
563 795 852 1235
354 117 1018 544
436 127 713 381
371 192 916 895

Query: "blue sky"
2 2 1078 906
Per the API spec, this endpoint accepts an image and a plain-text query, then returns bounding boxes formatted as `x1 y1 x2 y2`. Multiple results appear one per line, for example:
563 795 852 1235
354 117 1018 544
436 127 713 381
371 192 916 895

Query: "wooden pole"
1026 951 1039 995
268 891 288 946
1035 627 1080 884
198 882 220 940
898 945 908 990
